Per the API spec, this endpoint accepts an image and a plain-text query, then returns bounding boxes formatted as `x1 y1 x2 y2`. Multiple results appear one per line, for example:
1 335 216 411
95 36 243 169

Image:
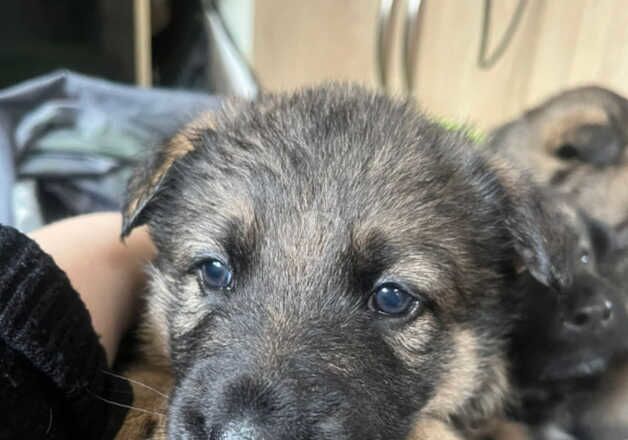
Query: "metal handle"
478 0 527 69
403 0 423 94
376 0 398 91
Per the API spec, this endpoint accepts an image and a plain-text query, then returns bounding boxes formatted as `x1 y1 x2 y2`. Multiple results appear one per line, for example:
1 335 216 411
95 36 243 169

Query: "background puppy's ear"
510 193 570 290
498 167 571 290
531 86 628 166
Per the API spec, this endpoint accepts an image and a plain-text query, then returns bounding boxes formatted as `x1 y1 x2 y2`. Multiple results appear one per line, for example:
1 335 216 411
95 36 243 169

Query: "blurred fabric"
0 70 221 231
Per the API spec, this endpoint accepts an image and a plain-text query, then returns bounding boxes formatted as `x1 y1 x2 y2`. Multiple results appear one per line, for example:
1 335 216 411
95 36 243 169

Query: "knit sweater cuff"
0 225 110 437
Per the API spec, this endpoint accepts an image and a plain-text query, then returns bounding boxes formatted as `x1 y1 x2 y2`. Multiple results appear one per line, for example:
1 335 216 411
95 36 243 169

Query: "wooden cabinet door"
410 0 628 129
252 0 628 129
253 0 380 91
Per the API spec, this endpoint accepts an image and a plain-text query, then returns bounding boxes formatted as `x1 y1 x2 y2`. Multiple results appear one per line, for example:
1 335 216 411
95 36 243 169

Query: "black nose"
563 295 613 331
173 374 285 439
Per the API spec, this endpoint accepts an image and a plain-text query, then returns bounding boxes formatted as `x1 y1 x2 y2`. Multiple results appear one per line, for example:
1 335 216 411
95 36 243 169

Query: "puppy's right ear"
121 130 197 238
494 163 571 290
507 190 571 291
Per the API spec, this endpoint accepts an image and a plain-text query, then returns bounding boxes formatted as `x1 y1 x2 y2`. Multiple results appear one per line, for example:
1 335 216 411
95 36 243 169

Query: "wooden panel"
408 0 628 128
252 0 628 129
410 0 545 128
522 0 628 106
253 0 379 91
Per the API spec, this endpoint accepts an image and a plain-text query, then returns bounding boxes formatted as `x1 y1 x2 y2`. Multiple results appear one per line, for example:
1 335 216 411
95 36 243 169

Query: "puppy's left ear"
121 129 198 238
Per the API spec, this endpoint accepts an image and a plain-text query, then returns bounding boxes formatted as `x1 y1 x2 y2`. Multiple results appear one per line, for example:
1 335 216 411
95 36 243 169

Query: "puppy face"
123 85 564 440
512 198 628 387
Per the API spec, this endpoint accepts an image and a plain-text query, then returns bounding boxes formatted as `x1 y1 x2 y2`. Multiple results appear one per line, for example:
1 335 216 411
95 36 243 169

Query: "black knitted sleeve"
0 225 129 439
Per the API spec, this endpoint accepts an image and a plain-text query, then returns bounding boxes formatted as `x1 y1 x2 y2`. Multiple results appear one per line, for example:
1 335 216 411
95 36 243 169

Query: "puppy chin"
540 355 609 381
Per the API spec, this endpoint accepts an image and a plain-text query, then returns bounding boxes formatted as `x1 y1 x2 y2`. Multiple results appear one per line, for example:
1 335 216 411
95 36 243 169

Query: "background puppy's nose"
563 296 613 331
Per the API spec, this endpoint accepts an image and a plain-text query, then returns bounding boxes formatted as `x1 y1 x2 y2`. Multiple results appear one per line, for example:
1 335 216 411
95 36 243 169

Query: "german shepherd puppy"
569 220 628 440
506 196 628 440
484 86 628 226
118 84 567 439
512 195 627 385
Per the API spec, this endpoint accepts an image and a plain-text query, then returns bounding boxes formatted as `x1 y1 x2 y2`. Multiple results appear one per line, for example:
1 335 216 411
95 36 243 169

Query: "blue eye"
200 258 233 290
370 283 418 316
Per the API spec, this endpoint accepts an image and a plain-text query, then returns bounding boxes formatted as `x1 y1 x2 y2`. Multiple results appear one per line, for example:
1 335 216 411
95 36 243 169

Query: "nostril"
564 300 615 330
571 311 590 327
183 409 209 438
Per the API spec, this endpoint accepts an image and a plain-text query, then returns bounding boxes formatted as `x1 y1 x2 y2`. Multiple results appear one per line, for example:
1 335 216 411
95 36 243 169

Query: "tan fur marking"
484 420 532 440
125 111 216 220
423 329 509 427
422 329 482 418
114 364 172 440
408 417 463 440
539 107 609 154
139 265 174 365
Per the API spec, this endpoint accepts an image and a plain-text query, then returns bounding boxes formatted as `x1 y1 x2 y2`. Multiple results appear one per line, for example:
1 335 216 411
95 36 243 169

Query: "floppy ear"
509 192 571 290
121 110 223 237
121 130 197 238
496 165 571 290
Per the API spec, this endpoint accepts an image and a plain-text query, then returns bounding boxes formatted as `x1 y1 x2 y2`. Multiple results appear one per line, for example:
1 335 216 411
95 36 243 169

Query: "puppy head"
122 85 566 439
512 196 628 386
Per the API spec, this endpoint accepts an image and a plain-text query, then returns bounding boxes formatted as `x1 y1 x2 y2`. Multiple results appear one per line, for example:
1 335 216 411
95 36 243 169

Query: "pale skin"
29 212 156 366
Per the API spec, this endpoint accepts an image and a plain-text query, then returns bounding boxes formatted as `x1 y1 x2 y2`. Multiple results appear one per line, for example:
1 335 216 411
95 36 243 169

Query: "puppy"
510 197 628 439
566 219 628 440
512 196 627 387
482 198 628 440
484 86 628 225
118 84 567 439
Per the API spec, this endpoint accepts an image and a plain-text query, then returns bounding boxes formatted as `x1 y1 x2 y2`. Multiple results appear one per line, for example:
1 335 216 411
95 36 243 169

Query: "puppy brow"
348 228 398 291
223 216 258 273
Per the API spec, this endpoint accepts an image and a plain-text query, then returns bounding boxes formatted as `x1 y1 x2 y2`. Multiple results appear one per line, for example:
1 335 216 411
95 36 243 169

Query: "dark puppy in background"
558 220 628 440
513 195 626 386
502 196 628 440
485 85 628 225
118 84 568 440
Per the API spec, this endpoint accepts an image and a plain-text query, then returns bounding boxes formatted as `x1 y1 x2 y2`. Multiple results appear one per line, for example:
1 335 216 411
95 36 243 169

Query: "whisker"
45 408 53 434
88 390 166 417
102 369 169 399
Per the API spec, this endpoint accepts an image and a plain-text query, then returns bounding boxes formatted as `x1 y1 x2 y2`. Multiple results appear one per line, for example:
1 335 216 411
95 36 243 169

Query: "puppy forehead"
165 88 497 261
